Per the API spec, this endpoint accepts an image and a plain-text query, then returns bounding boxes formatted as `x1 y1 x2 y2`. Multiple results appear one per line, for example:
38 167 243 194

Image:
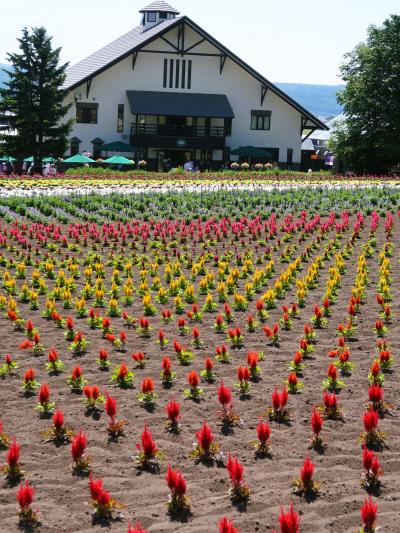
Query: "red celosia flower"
187 371 199 388
19 340 33 349
24 368 35 383
66 317 74 330
162 356 172 372
368 385 383 407
105 391 117 419
38 383 50 405
363 410 379 433
7 437 20 468
226 453 244 489
257 421 271 445
196 421 214 453
26 320 34 332
278 503 300 533
137 423 157 459
219 516 238 533
102 317 111 329
360 497 377 531
323 391 337 410
71 365 82 379
237 366 250 382
288 373 298 387
218 381 232 406
48 348 58 363
117 361 128 380
370 361 381 377
311 408 323 437
89 472 103 501
204 358 214 371
71 430 87 461
53 410 64 430
192 326 200 339
165 464 187 496
300 456 315 486
327 363 338 381
17 480 34 510
141 378 154 394
272 385 288 412
166 399 180 424
173 339 182 353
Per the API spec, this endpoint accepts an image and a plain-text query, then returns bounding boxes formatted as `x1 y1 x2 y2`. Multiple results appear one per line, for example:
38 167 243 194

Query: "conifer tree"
0 27 72 171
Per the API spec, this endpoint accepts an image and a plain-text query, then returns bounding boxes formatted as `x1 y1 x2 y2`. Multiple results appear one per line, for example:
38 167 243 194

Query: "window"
76 103 98 124
117 104 124 132
147 12 156 22
159 12 167 19
225 118 232 137
250 110 271 131
70 139 80 156
162 59 193 89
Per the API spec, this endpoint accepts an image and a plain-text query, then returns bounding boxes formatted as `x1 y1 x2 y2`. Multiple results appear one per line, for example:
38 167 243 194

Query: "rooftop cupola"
140 1 180 31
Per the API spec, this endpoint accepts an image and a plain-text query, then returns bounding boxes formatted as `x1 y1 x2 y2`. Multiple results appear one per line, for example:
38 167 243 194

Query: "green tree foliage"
331 15 400 174
0 27 72 170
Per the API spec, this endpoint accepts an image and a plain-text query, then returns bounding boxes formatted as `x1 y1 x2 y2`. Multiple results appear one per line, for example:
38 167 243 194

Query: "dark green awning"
101 141 133 152
126 90 234 118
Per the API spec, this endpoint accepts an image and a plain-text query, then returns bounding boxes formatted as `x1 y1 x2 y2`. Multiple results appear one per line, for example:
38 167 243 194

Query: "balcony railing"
131 123 226 138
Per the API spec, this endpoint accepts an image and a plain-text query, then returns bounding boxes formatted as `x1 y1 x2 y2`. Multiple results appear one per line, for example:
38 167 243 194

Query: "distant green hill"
0 63 343 118
275 82 344 118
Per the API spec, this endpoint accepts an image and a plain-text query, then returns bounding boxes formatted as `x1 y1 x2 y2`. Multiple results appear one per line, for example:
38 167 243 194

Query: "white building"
64 1 327 170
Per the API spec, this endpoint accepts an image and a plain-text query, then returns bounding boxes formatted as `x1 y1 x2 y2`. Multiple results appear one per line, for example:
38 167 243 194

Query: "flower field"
0 186 399 532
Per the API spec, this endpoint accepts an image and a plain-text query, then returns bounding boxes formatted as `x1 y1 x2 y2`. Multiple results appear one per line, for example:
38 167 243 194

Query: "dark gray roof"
126 90 235 118
140 1 180 13
64 18 179 90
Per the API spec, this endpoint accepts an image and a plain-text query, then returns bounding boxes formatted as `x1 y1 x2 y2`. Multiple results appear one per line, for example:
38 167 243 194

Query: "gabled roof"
64 18 179 89
140 1 180 13
65 15 328 130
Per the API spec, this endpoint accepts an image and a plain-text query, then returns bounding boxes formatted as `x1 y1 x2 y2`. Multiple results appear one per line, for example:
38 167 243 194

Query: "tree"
0 27 73 171
331 15 400 174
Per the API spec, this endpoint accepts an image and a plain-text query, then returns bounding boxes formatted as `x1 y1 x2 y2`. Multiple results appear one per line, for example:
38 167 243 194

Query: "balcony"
131 123 227 149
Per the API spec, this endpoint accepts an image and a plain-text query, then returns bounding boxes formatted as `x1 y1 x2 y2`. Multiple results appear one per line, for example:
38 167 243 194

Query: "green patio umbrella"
103 155 134 165
63 154 95 164
43 156 55 163
0 155 17 162
23 156 34 162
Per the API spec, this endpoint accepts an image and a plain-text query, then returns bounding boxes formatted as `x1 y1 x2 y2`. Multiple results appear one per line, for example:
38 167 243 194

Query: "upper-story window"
159 12 167 19
250 110 271 130
76 103 98 124
163 59 192 89
147 12 156 22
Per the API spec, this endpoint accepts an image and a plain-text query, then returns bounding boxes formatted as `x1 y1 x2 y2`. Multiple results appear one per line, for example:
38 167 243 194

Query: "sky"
1 0 398 85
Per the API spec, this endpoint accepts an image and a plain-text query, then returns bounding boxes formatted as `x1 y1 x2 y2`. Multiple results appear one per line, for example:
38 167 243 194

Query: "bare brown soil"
0 214 399 533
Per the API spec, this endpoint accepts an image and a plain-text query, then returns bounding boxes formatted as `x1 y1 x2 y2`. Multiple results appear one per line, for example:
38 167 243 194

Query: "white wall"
64 23 304 163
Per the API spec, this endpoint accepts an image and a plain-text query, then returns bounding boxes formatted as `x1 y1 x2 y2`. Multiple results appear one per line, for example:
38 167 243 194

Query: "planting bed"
0 188 399 532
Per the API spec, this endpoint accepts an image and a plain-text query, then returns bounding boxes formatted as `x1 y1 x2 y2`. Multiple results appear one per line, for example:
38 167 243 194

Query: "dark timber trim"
261 85 268 106
184 38 206 54
86 78 92 98
132 51 139 70
220 55 227 74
